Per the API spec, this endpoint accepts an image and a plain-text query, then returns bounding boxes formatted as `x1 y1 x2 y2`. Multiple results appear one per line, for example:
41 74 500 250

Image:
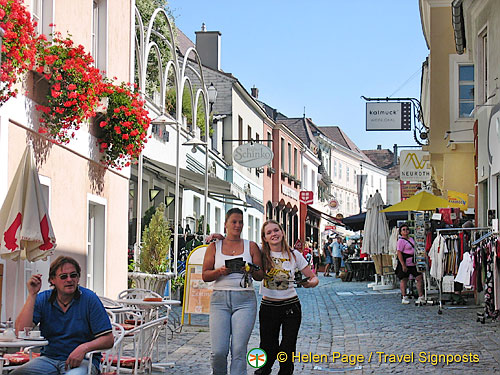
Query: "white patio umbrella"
362 191 389 255
0 143 56 315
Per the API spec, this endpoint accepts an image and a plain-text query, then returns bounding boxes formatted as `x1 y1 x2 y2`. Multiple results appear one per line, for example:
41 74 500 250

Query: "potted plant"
96 81 150 169
0 0 38 105
128 203 174 295
170 274 185 302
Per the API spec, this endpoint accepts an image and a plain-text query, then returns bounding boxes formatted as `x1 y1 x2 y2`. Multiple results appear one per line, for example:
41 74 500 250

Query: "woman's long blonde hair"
260 219 295 272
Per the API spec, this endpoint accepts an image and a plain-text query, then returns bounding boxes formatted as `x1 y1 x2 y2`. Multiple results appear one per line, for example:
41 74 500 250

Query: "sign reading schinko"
400 150 431 181
366 102 411 131
234 143 274 168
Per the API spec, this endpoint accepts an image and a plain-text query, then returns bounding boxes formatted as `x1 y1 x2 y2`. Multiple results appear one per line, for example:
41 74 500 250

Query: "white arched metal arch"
134 6 211 276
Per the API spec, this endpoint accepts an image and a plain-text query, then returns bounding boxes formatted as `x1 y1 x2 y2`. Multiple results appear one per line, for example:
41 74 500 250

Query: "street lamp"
208 83 217 111
183 136 209 235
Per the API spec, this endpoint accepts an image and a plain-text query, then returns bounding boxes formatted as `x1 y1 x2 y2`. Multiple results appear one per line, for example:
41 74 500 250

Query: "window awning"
144 157 251 207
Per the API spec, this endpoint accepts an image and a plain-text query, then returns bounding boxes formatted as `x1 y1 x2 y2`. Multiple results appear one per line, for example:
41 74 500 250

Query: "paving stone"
147 275 500 374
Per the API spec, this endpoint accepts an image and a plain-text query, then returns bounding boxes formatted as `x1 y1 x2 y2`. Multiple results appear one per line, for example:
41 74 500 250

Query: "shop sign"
400 150 431 182
366 102 411 131
400 181 421 200
282 185 299 200
325 225 336 230
329 199 339 208
234 143 274 168
299 191 314 205
447 190 468 210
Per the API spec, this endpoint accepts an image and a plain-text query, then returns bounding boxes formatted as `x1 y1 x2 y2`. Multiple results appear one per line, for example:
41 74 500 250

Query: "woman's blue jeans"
209 289 257 375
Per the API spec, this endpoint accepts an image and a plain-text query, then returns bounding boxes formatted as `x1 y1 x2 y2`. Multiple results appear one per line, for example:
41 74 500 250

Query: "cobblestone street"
153 276 500 374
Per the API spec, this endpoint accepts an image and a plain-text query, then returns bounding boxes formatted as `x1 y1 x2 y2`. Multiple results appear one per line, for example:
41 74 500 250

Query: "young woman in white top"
202 208 264 375
255 220 319 375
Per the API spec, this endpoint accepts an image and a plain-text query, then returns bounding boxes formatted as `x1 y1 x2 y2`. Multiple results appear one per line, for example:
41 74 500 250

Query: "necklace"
57 297 71 307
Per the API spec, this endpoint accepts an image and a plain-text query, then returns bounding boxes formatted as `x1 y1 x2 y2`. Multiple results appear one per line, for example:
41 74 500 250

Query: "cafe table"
0 337 48 372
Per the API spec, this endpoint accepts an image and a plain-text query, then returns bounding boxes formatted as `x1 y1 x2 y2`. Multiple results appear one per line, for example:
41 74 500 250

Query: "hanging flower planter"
97 81 150 169
34 32 104 143
0 0 38 105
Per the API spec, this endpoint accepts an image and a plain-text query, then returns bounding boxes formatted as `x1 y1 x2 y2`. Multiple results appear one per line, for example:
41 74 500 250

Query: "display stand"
434 226 492 314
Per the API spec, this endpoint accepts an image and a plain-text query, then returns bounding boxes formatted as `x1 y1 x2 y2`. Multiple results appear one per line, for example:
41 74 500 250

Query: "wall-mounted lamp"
152 113 176 126
444 128 473 140
183 137 207 154
165 196 174 207
149 189 161 201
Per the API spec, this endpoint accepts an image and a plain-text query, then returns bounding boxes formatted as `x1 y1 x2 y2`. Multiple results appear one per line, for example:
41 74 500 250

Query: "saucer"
25 336 45 341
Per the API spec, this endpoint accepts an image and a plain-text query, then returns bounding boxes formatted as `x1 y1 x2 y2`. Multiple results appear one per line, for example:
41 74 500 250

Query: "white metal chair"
117 315 169 373
87 323 125 375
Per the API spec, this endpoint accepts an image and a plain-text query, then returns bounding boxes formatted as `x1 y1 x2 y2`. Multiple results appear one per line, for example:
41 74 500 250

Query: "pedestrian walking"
323 237 333 277
202 208 264 375
331 236 345 277
255 220 319 375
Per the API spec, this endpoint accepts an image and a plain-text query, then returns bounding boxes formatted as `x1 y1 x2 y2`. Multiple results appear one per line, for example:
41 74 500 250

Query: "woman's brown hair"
260 220 295 272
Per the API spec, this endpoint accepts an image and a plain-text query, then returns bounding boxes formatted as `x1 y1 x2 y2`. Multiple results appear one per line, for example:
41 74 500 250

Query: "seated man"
12 255 113 375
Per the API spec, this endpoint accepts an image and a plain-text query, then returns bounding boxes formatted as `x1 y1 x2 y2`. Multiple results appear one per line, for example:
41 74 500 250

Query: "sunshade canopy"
380 191 462 212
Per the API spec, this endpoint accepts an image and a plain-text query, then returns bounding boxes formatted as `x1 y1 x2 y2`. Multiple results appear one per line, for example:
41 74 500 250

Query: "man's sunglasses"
57 272 79 280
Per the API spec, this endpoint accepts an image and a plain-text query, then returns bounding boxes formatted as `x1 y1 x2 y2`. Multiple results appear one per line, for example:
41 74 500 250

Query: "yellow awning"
380 191 462 212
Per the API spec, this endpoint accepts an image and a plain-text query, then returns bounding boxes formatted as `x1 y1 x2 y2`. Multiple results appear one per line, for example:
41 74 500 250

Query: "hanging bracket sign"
233 143 274 168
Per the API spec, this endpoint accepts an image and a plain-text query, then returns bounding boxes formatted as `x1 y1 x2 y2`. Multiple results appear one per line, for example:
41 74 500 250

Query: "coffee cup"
29 330 40 338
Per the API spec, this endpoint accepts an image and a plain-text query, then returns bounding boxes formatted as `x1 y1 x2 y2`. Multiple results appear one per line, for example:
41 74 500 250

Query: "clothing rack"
436 226 491 233
472 231 498 246
433 227 491 314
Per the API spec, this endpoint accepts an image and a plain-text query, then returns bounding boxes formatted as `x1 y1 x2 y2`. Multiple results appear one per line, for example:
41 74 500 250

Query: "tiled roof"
277 118 316 147
176 28 195 57
318 126 375 166
363 149 400 179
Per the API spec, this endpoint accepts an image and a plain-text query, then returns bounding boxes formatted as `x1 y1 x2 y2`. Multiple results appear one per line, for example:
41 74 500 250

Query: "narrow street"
157 276 500 374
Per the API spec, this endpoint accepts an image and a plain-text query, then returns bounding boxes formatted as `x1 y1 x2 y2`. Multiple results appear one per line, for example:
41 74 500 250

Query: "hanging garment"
484 241 499 320
429 234 447 280
454 252 474 287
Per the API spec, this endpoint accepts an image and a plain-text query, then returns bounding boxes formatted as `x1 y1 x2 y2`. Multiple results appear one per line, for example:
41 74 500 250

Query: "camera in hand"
294 271 309 285
225 257 246 273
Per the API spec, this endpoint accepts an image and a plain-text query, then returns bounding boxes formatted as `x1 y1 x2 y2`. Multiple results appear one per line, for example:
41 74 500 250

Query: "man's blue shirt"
330 242 345 258
33 286 112 368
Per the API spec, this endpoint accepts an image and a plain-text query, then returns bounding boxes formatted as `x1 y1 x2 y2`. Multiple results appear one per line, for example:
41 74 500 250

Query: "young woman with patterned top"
254 220 319 375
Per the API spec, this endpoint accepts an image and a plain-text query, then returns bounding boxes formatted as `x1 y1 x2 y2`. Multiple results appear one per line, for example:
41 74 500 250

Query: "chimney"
251 86 259 99
377 145 382 150
195 25 221 71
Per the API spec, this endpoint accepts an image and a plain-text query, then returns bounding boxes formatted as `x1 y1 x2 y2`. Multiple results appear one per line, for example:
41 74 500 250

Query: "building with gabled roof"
363 146 401 205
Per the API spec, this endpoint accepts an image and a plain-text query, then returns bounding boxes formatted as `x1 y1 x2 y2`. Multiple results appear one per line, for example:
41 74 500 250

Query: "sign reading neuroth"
366 102 411 131
399 150 431 182
233 143 274 168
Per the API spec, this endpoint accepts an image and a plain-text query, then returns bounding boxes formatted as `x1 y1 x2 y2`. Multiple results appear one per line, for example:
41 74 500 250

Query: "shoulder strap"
401 237 414 249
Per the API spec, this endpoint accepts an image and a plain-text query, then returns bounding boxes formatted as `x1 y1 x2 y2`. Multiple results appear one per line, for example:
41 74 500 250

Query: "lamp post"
134 6 213 277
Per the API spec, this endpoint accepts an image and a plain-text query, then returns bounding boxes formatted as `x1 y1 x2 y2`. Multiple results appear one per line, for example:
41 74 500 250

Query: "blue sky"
168 0 429 151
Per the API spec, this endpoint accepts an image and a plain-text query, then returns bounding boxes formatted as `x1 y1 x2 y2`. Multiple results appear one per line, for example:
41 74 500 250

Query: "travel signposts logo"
247 348 267 368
